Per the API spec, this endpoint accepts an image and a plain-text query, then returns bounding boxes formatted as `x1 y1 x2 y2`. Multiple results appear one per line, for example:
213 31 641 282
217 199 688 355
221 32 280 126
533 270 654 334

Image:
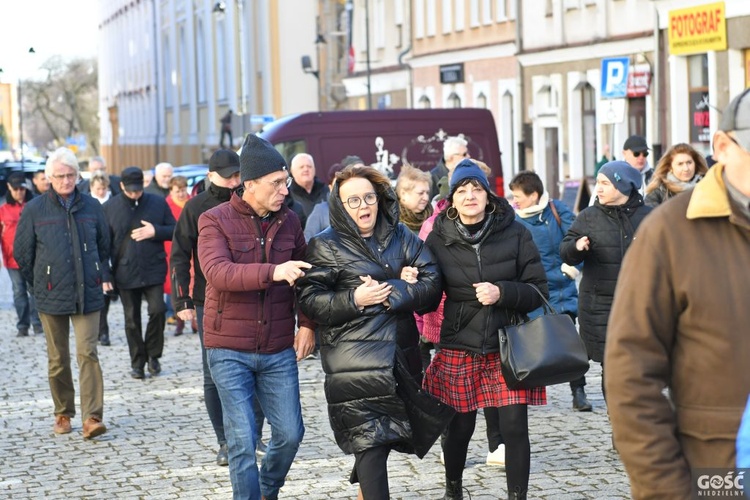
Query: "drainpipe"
152 0 160 164
515 0 525 172
652 4 663 161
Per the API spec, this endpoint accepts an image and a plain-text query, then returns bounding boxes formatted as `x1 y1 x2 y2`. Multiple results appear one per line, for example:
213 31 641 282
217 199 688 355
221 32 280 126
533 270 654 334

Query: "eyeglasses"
262 176 293 191
454 151 469 158
50 173 77 181
344 192 378 209
633 151 649 158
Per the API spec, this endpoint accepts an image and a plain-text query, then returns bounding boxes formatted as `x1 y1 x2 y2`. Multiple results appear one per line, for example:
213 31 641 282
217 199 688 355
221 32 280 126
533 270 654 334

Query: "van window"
274 140 307 163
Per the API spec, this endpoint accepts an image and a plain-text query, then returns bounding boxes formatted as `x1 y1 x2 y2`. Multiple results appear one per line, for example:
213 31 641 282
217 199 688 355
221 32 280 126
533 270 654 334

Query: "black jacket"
296 180 441 455
145 182 169 197
429 158 448 200
560 193 652 362
425 198 548 354
14 189 112 315
170 183 234 311
79 175 122 196
290 178 329 221
103 192 176 290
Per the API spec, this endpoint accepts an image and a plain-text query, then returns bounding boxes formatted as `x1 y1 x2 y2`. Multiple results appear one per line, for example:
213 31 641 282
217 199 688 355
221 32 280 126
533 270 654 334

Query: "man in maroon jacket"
198 134 315 500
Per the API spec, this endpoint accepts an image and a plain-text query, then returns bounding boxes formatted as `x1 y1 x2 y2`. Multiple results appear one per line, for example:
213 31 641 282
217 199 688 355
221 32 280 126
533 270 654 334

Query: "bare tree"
22 56 99 155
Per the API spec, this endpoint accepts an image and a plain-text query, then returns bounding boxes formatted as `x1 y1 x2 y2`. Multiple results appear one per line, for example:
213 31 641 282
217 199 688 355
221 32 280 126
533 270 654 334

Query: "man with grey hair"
15 147 113 439
289 153 328 222
430 136 469 199
145 162 173 197
79 156 121 196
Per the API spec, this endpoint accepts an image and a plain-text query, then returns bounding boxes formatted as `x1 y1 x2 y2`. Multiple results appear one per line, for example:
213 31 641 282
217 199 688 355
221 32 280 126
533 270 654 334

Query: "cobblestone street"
0 277 629 499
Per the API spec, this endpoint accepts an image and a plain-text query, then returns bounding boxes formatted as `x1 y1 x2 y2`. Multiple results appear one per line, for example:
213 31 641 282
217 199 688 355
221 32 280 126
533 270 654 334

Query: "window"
496 0 507 21
426 0 437 36
216 20 227 100
448 92 462 108
687 53 710 154
545 0 553 17
419 95 432 109
196 20 207 103
179 26 190 105
394 0 404 25
456 0 466 30
482 0 492 24
581 83 597 176
470 0 480 27
415 0 425 38
374 0 385 48
477 92 488 109
442 0 452 33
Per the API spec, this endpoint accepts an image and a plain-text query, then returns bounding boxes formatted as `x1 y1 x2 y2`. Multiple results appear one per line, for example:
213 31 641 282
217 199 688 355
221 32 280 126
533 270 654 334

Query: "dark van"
258 108 504 195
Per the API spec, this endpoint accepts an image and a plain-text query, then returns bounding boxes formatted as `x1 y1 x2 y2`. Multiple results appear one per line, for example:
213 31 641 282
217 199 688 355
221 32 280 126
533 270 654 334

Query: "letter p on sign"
601 57 630 99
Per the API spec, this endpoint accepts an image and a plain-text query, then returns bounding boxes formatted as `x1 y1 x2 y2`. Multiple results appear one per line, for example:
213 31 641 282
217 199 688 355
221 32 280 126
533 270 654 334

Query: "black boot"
99 332 110 346
572 387 592 411
444 479 463 500
509 487 527 500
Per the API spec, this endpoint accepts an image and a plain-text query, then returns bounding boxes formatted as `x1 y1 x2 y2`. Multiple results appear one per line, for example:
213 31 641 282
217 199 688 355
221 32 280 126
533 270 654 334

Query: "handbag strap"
527 284 558 315
549 200 561 227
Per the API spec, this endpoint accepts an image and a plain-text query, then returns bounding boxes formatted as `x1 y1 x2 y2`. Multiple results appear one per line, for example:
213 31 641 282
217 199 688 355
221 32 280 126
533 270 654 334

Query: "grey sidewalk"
0 296 630 499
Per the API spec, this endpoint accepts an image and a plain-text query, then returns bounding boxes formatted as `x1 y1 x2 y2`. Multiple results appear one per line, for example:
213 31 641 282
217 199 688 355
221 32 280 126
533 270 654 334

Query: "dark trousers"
219 129 233 149
350 445 390 500
98 295 111 338
119 284 166 370
565 312 587 391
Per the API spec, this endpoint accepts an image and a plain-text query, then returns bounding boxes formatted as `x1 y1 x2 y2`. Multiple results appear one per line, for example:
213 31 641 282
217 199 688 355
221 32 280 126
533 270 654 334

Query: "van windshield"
274 140 307 163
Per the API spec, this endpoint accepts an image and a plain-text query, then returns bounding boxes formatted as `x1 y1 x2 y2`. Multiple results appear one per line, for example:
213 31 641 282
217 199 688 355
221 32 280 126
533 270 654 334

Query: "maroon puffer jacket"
197 193 313 353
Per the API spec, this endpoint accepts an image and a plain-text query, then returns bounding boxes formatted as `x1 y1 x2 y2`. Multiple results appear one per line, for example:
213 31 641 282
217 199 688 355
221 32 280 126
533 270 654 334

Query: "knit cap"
239 135 288 183
449 159 491 194
598 161 642 196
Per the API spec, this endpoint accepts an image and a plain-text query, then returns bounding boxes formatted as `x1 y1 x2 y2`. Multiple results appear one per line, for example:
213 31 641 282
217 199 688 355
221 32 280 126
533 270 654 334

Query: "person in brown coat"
605 89 750 499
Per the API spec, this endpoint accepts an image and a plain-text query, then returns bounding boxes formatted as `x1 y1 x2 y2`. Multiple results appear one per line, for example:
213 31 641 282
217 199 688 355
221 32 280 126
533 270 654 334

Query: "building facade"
98 0 317 172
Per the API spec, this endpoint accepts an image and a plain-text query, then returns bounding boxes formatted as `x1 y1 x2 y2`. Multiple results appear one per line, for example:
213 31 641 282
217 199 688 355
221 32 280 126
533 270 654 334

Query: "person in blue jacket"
509 171 591 412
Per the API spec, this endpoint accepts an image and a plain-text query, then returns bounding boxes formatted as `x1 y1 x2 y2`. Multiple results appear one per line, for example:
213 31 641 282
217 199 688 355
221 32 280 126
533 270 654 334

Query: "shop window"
688 54 710 155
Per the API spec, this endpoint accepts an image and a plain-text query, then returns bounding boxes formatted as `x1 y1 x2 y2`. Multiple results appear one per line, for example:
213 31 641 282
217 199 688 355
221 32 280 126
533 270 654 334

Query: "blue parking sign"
601 57 630 99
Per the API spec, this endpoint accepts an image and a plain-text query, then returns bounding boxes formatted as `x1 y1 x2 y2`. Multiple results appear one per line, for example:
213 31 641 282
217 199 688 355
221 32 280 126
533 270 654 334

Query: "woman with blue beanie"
560 161 652 402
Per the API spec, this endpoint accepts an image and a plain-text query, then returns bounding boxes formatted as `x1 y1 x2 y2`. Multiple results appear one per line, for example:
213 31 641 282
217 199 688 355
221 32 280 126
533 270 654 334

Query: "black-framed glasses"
263 176 293 191
344 192 378 209
633 151 649 158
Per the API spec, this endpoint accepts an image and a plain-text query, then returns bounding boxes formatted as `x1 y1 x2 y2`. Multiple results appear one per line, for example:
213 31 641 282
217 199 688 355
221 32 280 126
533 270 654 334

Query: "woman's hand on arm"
354 275 393 308
473 282 501 306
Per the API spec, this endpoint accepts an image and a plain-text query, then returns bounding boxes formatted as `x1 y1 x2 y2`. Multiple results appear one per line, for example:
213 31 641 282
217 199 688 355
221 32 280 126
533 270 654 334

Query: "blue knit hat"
449 159 491 194
599 161 642 196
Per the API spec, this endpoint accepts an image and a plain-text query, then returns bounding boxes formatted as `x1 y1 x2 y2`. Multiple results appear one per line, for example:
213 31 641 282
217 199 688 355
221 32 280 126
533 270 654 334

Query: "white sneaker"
440 450 445 465
486 444 506 468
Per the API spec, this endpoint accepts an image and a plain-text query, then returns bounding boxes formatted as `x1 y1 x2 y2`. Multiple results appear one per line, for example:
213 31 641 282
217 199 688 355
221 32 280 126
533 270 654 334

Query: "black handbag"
499 285 589 390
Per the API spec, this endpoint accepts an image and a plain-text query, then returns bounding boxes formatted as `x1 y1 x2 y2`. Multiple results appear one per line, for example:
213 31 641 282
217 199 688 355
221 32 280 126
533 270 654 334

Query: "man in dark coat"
78 156 121 196
170 149 241 466
430 136 469 200
104 167 176 379
145 162 173 197
15 147 112 439
289 153 328 225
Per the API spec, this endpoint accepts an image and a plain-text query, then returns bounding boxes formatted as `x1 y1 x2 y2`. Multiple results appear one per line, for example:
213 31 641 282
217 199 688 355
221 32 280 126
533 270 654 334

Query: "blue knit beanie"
599 161 641 196
449 159 491 194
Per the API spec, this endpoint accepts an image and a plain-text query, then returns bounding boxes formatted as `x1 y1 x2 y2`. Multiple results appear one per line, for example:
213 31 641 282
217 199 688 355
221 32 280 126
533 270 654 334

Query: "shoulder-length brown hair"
646 143 708 194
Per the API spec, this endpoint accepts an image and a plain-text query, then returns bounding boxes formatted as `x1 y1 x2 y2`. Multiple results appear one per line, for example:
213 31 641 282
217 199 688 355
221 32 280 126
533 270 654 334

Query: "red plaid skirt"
423 349 546 412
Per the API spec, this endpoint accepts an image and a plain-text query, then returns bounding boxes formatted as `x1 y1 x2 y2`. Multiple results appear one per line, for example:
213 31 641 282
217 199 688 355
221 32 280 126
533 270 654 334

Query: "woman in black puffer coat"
296 165 443 500
560 161 652 389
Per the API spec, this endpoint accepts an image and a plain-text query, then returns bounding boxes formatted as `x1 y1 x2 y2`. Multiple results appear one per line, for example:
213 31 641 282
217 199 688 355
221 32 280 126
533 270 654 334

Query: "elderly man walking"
14 147 113 439
198 134 315 500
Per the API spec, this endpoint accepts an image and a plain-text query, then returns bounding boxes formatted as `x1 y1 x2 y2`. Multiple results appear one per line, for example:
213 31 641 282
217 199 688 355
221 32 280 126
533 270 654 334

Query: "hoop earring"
446 206 459 220
485 203 496 215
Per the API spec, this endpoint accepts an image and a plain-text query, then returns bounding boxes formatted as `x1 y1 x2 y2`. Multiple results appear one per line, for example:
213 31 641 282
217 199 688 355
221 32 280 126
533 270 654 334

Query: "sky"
0 0 99 80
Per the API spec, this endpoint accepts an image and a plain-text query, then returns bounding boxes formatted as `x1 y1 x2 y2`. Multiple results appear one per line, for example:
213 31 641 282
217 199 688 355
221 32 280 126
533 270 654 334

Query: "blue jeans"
207 347 304 500
7 268 41 330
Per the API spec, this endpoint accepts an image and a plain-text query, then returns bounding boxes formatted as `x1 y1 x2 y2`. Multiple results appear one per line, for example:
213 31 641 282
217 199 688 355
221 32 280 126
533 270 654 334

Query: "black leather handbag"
499 285 589 390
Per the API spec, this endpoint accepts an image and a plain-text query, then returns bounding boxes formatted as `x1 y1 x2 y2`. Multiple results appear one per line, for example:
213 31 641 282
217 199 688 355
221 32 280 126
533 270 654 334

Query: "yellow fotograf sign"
668 2 727 55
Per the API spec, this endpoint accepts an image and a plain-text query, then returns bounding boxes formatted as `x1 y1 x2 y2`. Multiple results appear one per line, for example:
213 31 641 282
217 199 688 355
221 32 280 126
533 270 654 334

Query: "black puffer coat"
425 198 549 354
560 193 652 362
296 182 442 456
14 188 112 315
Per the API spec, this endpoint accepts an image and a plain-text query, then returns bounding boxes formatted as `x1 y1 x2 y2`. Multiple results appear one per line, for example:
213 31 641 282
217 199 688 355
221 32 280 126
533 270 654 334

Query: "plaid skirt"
423 348 546 412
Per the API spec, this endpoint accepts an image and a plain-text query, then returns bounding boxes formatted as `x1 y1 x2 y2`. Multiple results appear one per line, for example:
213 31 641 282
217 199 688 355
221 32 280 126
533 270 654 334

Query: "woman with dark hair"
645 143 708 207
296 165 443 499
424 159 548 500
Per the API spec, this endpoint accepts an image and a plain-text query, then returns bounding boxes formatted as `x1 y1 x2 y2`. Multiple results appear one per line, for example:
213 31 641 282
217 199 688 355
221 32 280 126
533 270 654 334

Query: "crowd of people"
5 89 750 500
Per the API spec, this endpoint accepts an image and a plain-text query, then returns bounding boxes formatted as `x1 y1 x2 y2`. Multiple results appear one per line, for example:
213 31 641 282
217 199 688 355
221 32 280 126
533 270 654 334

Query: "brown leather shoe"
82 417 107 439
53 415 72 434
